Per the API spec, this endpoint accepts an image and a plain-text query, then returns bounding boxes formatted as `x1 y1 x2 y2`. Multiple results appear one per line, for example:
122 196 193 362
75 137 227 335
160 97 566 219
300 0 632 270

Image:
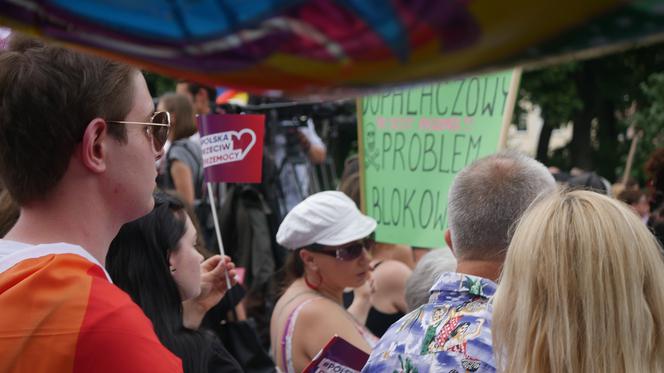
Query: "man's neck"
455 259 503 282
4 191 119 266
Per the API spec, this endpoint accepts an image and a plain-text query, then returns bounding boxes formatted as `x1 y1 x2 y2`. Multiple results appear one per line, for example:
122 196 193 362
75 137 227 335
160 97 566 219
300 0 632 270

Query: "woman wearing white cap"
270 191 378 373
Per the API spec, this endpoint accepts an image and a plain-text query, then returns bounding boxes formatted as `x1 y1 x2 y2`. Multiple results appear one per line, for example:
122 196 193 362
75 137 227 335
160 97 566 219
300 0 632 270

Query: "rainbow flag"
0 242 183 373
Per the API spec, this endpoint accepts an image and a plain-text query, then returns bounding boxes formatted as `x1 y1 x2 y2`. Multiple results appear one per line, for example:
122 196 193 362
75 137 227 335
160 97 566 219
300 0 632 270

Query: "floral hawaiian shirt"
362 272 496 373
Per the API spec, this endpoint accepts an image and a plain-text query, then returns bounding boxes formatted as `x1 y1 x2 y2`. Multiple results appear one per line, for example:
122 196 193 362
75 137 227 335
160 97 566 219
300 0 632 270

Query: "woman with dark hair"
0 189 18 237
270 191 378 373
107 193 242 373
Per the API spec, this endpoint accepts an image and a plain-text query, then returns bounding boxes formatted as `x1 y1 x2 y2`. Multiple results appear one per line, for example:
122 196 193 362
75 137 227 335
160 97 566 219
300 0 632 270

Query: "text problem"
359 70 519 248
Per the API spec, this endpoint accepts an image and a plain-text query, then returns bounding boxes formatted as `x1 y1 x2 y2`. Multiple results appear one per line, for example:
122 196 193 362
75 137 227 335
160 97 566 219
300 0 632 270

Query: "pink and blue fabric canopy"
1 0 663 96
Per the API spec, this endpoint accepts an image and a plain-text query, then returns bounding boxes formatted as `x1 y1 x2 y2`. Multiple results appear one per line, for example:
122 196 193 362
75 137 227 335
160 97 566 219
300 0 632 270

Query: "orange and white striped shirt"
0 241 182 373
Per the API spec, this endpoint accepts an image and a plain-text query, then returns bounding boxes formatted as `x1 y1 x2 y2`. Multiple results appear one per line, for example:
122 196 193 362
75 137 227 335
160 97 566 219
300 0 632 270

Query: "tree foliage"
144 72 176 98
518 63 581 164
625 72 664 181
516 41 664 183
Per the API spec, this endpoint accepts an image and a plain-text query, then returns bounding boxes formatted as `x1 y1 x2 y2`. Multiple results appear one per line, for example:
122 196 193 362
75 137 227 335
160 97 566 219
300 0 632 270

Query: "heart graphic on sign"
230 129 256 160
198 113 265 183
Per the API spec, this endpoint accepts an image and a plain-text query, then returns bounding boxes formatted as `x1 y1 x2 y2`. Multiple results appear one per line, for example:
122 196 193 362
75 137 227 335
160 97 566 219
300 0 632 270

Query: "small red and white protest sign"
197 114 265 183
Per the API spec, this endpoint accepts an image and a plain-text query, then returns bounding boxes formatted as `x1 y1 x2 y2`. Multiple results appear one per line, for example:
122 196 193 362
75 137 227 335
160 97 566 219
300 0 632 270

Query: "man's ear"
444 229 454 254
80 118 108 173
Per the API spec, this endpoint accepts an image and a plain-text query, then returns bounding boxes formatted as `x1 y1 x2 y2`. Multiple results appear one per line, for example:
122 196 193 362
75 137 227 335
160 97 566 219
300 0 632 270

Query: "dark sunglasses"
108 111 171 152
310 237 376 262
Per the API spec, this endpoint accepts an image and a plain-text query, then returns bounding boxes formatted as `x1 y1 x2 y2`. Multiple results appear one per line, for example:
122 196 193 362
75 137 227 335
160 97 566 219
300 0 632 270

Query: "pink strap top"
279 297 378 373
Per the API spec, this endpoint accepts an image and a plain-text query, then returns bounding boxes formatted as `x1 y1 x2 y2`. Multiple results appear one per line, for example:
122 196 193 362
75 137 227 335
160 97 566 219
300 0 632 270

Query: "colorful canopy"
1 0 664 97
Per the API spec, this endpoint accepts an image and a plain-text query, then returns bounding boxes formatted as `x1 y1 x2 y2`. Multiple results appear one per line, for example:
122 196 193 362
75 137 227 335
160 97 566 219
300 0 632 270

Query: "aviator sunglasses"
107 111 171 152
309 235 376 261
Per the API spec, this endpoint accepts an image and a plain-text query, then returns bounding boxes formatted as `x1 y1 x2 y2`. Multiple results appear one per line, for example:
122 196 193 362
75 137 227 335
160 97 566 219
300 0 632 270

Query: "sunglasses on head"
107 111 171 152
309 236 376 262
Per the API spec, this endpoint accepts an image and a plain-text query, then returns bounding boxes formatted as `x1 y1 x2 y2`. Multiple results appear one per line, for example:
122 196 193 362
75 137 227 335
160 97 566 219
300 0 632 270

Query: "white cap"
276 191 377 250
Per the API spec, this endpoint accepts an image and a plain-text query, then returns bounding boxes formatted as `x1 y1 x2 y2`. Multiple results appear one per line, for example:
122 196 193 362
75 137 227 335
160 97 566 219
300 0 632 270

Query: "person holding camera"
269 116 326 216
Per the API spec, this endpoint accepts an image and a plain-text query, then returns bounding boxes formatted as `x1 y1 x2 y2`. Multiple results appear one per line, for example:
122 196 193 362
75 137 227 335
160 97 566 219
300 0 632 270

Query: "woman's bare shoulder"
299 297 349 321
294 297 372 355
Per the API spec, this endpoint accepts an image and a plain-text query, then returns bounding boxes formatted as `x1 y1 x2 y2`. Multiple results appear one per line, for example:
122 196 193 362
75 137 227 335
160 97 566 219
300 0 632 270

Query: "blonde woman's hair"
492 189 664 373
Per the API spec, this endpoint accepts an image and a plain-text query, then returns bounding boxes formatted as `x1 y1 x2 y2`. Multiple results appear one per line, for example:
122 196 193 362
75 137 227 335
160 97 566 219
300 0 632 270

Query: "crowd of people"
1 33 664 373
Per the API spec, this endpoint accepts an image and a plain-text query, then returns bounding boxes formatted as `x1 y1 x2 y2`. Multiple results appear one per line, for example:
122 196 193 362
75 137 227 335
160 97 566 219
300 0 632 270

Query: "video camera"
217 96 356 162
220 99 312 155
274 114 310 158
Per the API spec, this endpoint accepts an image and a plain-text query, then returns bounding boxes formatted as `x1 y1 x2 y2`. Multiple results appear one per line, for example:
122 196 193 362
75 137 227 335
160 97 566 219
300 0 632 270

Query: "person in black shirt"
107 192 242 373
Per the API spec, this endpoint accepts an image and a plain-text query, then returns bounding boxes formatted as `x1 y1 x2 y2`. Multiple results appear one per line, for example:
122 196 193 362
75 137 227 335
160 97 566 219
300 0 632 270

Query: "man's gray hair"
405 248 457 311
447 150 555 260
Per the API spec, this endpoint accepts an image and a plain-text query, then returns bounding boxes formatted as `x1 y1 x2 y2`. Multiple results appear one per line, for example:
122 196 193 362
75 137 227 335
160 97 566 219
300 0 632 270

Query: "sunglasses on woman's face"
311 237 376 262
107 111 171 153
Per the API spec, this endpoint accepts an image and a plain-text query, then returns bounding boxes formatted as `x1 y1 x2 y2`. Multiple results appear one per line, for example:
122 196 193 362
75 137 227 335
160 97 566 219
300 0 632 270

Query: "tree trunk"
595 100 618 181
570 113 594 171
536 121 553 164
570 64 596 171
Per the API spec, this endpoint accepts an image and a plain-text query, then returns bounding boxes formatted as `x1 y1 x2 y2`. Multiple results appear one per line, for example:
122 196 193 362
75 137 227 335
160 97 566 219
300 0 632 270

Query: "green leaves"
515 41 664 181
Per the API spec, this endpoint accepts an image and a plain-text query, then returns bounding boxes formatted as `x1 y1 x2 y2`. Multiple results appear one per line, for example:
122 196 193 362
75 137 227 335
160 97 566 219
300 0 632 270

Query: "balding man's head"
447 150 555 260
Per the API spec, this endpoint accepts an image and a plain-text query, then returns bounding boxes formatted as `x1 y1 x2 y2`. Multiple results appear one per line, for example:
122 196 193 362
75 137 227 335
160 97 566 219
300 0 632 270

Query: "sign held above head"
358 69 521 249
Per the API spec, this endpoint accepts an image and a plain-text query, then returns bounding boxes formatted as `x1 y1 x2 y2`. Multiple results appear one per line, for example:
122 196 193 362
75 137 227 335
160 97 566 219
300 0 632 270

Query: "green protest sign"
358 69 520 248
